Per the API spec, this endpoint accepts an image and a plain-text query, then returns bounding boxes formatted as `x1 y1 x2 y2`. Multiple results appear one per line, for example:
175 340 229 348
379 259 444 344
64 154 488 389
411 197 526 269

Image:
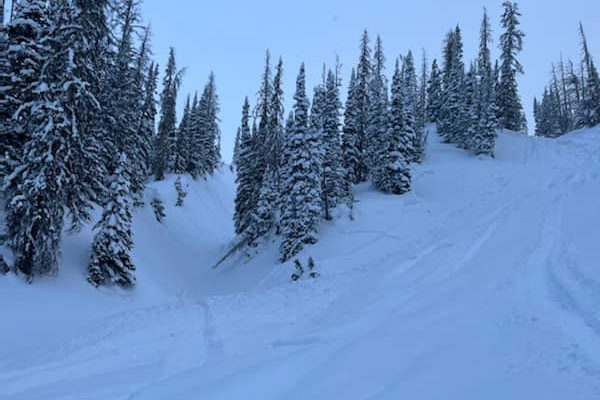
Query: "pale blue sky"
8 1 599 161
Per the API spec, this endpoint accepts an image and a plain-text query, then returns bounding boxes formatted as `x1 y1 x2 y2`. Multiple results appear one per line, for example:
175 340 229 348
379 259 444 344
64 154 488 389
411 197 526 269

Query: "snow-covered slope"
2 127 600 399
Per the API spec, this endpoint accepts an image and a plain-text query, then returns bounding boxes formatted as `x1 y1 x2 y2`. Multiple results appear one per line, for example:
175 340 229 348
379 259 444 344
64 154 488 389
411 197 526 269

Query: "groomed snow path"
2 127 600 399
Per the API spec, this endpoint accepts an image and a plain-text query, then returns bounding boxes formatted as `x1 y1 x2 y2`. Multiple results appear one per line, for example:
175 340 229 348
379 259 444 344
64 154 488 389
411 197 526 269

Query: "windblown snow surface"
2 126 600 399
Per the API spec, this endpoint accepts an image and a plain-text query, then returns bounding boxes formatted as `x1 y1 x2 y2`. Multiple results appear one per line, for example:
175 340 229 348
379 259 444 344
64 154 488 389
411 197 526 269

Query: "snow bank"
2 127 600 399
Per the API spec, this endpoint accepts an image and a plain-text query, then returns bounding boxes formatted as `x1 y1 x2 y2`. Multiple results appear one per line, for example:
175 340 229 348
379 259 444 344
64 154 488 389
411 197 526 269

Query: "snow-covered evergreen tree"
232 128 241 170
390 59 415 163
154 48 182 180
137 61 159 194
266 57 285 191
1 0 51 176
87 154 136 287
370 59 411 195
426 59 443 125
498 1 525 132
417 51 429 129
279 64 323 262
246 166 277 247
321 68 344 220
576 23 600 127
470 9 498 156
401 51 423 162
439 27 466 145
345 30 372 183
175 176 187 207
233 97 258 235
365 35 388 172
342 68 361 184
195 72 221 175
174 95 191 174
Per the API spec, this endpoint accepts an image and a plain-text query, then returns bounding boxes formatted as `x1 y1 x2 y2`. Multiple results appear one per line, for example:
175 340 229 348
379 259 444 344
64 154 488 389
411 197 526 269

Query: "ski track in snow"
2 127 600 399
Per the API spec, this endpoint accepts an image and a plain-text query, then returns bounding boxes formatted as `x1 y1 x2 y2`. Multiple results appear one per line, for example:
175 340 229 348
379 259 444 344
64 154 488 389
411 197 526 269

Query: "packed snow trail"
2 127 600 399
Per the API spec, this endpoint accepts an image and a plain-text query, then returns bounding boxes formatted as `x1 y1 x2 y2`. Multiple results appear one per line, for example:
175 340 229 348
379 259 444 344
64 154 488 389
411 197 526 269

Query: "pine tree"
463 64 479 150
1 0 51 176
137 61 159 194
470 9 498 156
5 0 115 280
187 92 202 177
151 197 166 222
280 64 323 262
342 68 361 184
155 48 182 180
321 68 344 220
401 51 422 161
199 72 221 174
108 0 152 206
365 35 388 172
439 27 466 145
87 154 136 287
246 166 277 247
347 30 372 183
577 23 600 127
174 95 191 173
266 57 285 191
498 1 525 132
390 59 415 162
417 51 429 129
368 46 411 195
175 176 187 207
426 59 443 125
233 98 257 235
0 0 9 173
232 128 241 170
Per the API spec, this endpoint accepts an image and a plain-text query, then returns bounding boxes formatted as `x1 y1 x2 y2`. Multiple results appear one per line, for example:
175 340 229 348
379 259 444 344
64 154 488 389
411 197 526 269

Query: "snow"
3 126 600 399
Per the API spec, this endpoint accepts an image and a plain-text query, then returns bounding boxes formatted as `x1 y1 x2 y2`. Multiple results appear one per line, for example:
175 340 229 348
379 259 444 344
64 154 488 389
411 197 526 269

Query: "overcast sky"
9 0 593 163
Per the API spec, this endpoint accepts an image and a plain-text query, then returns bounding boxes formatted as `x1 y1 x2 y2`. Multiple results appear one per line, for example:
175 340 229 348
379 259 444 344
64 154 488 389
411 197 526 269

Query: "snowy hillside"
3 127 600 399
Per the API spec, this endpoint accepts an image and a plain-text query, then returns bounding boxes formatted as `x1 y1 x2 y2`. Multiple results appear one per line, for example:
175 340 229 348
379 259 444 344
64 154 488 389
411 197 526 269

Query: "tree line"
534 23 600 137
0 1 536 285
229 2 527 264
0 0 220 285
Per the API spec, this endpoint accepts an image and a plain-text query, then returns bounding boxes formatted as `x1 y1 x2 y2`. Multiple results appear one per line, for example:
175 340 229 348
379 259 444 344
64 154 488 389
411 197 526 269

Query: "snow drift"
2 127 600 399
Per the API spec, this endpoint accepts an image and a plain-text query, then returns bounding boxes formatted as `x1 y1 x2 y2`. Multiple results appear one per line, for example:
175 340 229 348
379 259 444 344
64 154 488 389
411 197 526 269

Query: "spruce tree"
417 51 429 129
137 62 159 192
401 51 422 161
246 166 277 247
577 23 600 127
108 0 152 205
439 27 466 145
470 9 498 156
88 154 136 287
232 128 241 170
321 68 344 220
347 30 372 183
368 50 410 194
233 98 257 235
280 64 323 262
155 48 182 180
426 59 443 125
187 92 202 177
365 35 387 172
267 57 285 191
498 1 525 132
4 0 101 279
390 59 415 162
342 68 361 184
1 0 51 176
197 72 221 175
174 95 191 174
